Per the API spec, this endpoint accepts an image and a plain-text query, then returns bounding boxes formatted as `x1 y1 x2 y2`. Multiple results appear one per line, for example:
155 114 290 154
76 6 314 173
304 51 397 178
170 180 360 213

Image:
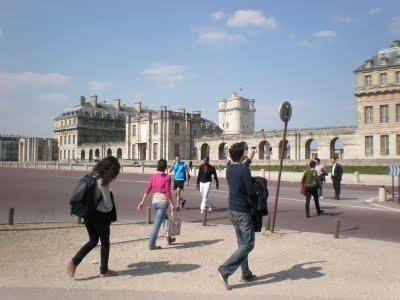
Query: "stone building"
0 135 21 161
18 137 58 162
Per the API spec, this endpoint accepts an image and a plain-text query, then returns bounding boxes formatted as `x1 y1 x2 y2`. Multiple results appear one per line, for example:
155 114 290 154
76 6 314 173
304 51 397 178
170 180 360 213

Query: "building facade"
0 135 21 161
18 137 58 162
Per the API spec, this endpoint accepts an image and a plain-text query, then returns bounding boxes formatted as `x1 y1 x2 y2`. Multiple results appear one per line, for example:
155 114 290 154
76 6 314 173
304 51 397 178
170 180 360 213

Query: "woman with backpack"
138 159 175 249
67 156 120 278
301 160 324 218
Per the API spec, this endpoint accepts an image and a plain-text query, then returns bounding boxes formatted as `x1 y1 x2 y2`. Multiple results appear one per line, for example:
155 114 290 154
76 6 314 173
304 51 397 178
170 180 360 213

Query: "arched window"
200 143 210 160
117 148 122 159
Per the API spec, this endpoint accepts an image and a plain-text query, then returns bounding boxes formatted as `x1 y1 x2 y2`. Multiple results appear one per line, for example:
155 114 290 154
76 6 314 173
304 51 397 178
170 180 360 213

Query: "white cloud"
87 80 113 92
368 7 381 15
211 11 225 21
226 9 277 30
142 63 187 87
0 72 70 92
333 16 354 23
297 39 314 48
390 16 400 35
314 30 337 38
198 28 246 43
35 93 68 102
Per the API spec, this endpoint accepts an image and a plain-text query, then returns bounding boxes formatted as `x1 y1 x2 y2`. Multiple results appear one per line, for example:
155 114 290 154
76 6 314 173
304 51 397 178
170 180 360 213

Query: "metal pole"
201 210 207 226
146 207 152 224
8 208 14 225
334 219 340 238
392 175 395 202
271 121 288 233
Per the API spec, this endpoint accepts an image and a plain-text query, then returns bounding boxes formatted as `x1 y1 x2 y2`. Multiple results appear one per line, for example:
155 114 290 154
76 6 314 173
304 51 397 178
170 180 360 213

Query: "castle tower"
218 92 256 134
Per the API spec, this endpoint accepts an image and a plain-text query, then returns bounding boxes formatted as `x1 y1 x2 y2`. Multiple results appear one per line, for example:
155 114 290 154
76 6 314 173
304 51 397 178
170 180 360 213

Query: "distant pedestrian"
196 156 219 213
188 161 193 173
218 143 258 290
331 156 343 200
169 154 189 211
301 160 323 217
314 158 327 199
67 156 120 278
138 159 176 249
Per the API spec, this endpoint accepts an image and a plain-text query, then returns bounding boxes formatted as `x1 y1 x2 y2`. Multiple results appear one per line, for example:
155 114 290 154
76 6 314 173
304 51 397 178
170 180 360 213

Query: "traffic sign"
279 101 292 123
389 164 400 176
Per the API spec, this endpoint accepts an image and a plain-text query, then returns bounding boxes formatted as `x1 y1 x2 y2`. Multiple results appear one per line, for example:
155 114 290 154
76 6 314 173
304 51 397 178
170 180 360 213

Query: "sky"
1 0 400 137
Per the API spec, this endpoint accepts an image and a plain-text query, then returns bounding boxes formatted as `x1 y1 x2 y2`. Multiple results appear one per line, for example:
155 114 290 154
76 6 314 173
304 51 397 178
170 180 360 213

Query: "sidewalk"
1 221 399 299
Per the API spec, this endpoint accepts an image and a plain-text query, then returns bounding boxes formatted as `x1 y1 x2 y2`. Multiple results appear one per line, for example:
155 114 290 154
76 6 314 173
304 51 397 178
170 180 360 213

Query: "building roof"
355 41 400 73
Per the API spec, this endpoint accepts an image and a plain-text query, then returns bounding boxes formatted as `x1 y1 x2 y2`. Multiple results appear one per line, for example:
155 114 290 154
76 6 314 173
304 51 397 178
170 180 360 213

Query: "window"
153 143 158 160
365 75 372 87
64 150 66 159
397 135 400 155
132 125 136 137
193 130 197 137
381 58 388 65
68 150 70 160
59 150 62 160
59 136 62 145
64 136 67 144
380 135 389 156
153 123 158 135
174 123 180 135
72 150 75 159
174 143 180 156
226 122 229 129
68 135 71 144
73 119 76 125
365 136 374 156
396 71 400 84
72 135 75 144
397 104 400 122
380 105 389 123
61 120 64 127
380 73 387 86
364 106 373 124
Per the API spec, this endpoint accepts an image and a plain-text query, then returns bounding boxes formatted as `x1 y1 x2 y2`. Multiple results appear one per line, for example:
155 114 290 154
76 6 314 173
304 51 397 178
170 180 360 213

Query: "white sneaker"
201 209 205 214
320 196 324 199
208 207 213 212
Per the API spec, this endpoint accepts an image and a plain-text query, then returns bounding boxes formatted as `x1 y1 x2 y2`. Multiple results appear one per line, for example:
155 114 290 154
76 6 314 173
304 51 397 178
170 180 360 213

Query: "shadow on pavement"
232 261 326 289
76 261 200 280
171 239 224 249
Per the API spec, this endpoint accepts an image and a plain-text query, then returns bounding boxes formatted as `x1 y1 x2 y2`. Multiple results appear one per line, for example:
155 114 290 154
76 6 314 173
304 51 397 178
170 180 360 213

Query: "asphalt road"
1 167 400 243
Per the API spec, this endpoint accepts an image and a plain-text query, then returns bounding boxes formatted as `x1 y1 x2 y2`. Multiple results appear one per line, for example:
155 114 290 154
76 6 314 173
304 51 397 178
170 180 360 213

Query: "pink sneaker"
67 261 77 278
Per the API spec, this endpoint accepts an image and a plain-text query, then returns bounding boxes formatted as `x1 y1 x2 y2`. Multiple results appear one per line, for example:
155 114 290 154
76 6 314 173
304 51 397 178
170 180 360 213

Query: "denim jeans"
149 201 169 248
218 210 255 278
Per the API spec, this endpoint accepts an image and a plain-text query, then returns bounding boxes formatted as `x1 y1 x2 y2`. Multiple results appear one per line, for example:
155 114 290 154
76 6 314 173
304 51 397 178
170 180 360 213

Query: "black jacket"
331 163 343 180
197 164 219 187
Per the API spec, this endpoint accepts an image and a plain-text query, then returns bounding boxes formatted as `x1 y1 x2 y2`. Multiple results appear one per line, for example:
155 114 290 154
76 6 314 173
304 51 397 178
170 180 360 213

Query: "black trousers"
332 177 341 199
72 217 110 273
305 187 321 217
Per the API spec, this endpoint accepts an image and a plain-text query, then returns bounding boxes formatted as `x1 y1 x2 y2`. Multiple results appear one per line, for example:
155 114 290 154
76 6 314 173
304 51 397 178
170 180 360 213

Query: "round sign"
279 101 292 123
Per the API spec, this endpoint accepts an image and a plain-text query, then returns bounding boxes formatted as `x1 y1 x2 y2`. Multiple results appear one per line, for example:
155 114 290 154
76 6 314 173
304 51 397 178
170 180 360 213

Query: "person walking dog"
196 156 219 213
67 156 120 278
138 159 176 249
301 160 324 217
218 143 258 290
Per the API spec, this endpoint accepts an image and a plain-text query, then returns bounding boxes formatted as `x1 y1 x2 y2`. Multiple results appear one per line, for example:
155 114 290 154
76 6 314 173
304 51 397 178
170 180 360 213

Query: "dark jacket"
196 164 219 187
86 185 117 224
331 163 343 180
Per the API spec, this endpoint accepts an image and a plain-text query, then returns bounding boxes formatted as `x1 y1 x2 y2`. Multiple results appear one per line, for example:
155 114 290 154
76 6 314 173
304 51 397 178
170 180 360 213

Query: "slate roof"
355 41 400 72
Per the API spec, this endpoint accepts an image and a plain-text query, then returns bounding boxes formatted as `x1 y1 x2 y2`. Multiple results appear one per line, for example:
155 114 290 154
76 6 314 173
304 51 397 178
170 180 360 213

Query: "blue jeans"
149 201 169 248
218 210 255 278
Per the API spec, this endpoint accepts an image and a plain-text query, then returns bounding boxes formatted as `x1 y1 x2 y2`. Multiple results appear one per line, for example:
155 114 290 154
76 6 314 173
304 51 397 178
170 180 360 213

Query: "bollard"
141 166 145 174
265 215 271 231
261 169 265 178
146 207 152 224
353 172 360 184
121 166 124 173
84 164 88 171
8 208 15 225
378 187 386 202
70 163 73 170
56 163 60 169
77 217 83 224
334 219 340 238
44 163 47 169
201 210 207 226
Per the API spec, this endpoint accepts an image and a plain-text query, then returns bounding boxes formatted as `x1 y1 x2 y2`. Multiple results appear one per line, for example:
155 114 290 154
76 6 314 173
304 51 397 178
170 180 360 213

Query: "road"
1 167 400 243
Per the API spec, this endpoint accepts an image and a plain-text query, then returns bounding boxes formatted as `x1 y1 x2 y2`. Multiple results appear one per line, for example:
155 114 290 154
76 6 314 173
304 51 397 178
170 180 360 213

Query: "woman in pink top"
138 159 175 249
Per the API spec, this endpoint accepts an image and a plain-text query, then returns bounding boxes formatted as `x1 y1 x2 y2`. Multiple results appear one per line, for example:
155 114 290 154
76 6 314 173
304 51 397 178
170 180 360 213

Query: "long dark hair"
92 156 121 186
156 159 167 172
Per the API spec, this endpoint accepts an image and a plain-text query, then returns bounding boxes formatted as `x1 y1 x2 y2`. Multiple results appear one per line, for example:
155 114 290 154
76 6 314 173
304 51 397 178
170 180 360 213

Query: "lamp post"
271 101 292 233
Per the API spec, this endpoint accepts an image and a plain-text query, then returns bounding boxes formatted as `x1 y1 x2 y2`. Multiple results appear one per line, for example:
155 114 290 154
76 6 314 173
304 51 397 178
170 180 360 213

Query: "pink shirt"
145 172 172 200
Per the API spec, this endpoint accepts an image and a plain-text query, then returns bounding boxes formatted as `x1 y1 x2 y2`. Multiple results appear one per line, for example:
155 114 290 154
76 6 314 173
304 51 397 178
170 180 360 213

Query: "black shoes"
317 210 324 215
240 274 257 283
218 270 231 290
181 199 186 208
166 236 176 245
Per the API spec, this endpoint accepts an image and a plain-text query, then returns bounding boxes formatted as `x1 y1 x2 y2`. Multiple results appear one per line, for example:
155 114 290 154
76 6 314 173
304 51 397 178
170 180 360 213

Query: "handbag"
165 217 181 236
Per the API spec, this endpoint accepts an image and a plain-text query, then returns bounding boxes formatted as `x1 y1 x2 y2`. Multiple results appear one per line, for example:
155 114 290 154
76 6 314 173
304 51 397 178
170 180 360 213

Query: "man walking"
196 156 219 213
314 157 326 199
169 154 189 210
218 143 257 290
331 156 343 200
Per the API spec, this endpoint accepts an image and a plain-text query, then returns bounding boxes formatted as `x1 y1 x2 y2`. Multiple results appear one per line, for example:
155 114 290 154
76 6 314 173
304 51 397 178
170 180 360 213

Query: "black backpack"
69 174 97 218
251 176 269 216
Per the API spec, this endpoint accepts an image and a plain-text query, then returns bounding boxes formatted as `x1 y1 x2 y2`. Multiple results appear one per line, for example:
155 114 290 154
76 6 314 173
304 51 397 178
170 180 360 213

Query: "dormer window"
366 60 373 68
381 57 388 66
395 55 400 65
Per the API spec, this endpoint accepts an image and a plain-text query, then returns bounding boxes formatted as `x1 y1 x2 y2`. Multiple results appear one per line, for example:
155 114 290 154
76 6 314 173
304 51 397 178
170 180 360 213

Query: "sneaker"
317 209 324 215
218 270 232 291
208 207 213 212
149 245 162 250
200 209 205 214
100 269 116 277
176 207 181 211
67 261 77 278
166 237 176 245
240 274 257 283
181 199 186 208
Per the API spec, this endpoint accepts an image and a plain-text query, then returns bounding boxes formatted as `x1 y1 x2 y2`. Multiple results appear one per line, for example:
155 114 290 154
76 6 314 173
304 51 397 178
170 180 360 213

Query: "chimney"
392 40 400 48
113 99 121 110
133 102 142 112
89 95 98 107
177 108 186 114
80 96 86 106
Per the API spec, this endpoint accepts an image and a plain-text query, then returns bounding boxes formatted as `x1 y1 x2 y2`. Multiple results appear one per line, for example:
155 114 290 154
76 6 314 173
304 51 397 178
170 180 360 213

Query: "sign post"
271 101 292 233
388 164 400 204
